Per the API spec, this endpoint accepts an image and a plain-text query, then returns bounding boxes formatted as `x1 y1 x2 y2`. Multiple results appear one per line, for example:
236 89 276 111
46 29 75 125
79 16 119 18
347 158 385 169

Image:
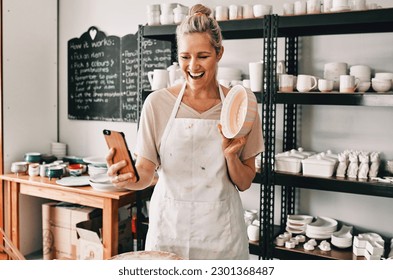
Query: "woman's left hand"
217 124 247 158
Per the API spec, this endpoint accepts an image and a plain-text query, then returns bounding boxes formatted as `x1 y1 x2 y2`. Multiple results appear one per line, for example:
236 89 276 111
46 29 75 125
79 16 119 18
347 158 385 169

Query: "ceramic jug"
167 62 182 86
148 69 170 90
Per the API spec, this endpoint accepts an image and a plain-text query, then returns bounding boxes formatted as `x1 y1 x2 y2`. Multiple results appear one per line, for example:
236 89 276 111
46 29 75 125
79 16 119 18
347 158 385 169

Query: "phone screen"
103 129 140 182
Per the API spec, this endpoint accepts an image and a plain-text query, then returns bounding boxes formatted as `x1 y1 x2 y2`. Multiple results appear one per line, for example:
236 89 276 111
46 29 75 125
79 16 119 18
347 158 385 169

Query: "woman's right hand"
106 148 157 190
106 147 137 189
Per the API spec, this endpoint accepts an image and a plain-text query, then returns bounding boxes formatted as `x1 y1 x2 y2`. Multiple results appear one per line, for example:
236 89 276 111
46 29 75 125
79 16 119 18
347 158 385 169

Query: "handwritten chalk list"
68 26 171 122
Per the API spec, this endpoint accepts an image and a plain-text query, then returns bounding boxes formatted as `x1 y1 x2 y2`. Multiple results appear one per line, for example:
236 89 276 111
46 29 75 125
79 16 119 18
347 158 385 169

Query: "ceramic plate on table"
56 176 90 187
83 156 107 167
88 179 128 192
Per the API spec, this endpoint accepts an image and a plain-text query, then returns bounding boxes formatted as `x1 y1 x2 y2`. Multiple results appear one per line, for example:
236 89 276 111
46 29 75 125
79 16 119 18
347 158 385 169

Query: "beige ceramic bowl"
220 85 258 139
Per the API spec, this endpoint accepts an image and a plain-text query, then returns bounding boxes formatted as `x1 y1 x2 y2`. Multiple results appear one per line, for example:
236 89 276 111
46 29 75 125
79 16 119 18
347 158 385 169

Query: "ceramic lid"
302 154 337 165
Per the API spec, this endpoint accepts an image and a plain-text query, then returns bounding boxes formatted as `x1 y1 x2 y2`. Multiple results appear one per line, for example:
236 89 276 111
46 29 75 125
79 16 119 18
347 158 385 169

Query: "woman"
106 4 264 260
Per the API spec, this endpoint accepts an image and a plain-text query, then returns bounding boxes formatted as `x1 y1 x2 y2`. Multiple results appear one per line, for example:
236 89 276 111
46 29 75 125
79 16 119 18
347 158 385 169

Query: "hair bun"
189 4 212 17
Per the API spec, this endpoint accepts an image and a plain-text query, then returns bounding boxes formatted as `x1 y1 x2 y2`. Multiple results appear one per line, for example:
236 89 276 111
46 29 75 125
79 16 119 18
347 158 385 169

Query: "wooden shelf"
274 243 364 260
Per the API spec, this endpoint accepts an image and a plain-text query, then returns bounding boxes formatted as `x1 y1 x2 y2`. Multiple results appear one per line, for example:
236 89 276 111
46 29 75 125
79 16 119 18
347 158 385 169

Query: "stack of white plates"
83 156 108 178
285 214 314 234
89 174 126 192
331 225 353 248
51 142 67 159
306 216 338 240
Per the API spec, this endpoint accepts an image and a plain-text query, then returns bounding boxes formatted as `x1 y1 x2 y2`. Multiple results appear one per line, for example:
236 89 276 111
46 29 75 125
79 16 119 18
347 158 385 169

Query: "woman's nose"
189 57 199 70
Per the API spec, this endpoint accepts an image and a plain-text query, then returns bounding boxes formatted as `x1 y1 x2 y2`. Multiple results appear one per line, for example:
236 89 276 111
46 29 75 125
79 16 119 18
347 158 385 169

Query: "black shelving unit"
267 8 393 260
137 18 272 259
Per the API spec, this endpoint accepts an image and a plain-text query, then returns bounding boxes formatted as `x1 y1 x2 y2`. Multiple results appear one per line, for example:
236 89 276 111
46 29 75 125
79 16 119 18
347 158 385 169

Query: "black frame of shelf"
267 9 393 260
275 172 393 198
141 18 266 40
277 8 393 37
275 92 393 106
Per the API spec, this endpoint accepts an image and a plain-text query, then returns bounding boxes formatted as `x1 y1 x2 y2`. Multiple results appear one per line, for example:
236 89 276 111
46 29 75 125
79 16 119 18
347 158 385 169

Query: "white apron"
145 83 249 260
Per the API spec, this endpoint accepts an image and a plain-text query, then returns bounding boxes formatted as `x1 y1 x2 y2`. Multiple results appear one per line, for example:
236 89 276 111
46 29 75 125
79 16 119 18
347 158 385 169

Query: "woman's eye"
180 56 189 60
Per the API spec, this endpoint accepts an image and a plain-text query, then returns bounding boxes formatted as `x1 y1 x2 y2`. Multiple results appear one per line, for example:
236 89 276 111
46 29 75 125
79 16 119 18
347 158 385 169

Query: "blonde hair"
176 4 223 55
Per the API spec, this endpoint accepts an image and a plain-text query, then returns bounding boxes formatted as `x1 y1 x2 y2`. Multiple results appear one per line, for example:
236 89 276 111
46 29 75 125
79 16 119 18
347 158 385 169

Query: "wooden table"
0 173 149 259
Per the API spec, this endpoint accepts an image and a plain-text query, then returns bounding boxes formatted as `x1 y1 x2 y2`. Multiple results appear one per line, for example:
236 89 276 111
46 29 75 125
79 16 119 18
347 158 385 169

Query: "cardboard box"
76 216 133 260
42 202 101 260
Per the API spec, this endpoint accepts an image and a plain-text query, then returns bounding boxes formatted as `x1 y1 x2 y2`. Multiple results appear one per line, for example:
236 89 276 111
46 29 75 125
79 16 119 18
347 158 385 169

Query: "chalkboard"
68 26 172 122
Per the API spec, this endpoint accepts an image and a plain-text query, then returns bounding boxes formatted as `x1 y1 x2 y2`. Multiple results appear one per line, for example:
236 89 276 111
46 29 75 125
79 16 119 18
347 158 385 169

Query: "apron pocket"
190 200 231 243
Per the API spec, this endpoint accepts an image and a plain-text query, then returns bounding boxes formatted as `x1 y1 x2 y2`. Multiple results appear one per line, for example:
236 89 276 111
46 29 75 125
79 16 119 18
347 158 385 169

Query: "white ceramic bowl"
220 85 258 139
372 78 391 92
306 216 338 232
356 81 371 92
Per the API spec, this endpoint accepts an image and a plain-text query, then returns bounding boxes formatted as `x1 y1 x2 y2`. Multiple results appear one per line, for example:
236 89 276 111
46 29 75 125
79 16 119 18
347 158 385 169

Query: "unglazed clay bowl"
220 85 258 139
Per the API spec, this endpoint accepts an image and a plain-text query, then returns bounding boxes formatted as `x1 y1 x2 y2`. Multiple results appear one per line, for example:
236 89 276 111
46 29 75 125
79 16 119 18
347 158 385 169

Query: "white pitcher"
167 62 182 86
148 69 169 90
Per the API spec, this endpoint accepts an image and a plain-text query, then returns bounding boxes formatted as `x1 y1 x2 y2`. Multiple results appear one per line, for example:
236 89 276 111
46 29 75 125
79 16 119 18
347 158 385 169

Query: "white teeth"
189 72 204 77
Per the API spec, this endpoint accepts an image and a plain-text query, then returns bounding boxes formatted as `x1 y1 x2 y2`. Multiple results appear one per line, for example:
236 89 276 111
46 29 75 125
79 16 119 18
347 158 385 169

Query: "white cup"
148 69 169 90
215 6 228 21
279 74 295 92
339 75 359 93
296 74 318 92
372 78 392 92
253 4 272 18
242 79 251 89
374 72 393 90
332 0 349 8
324 62 348 90
322 0 333 12
318 79 334 92
28 163 40 177
283 3 295 15
247 224 259 241
367 3 378 9
249 62 264 92
307 0 321 14
350 0 366 10
242 4 254 19
229 5 242 20
294 1 307 15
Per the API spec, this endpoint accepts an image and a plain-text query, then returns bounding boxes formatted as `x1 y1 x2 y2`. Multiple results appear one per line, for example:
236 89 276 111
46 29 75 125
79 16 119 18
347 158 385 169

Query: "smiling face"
177 32 223 91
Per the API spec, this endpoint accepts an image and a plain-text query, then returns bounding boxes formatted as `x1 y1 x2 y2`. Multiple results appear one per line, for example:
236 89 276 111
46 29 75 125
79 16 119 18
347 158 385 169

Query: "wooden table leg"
102 198 118 259
0 180 4 258
10 181 20 249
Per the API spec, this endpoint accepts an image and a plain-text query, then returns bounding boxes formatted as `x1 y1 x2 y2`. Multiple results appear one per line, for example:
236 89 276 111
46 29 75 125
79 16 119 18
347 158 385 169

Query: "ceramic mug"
339 75 359 93
294 1 307 15
215 6 228 21
307 0 321 14
318 79 334 92
296 74 318 92
253 4 272 17
229 5 242 19
279 74 295 92
247 223 260 241
148 69 170 90
283 3 295 15
242 4 254 18
249 61 264 92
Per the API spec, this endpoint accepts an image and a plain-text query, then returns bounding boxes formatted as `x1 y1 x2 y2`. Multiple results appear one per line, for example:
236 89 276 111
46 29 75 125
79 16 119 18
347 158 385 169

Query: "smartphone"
103 129 140 182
